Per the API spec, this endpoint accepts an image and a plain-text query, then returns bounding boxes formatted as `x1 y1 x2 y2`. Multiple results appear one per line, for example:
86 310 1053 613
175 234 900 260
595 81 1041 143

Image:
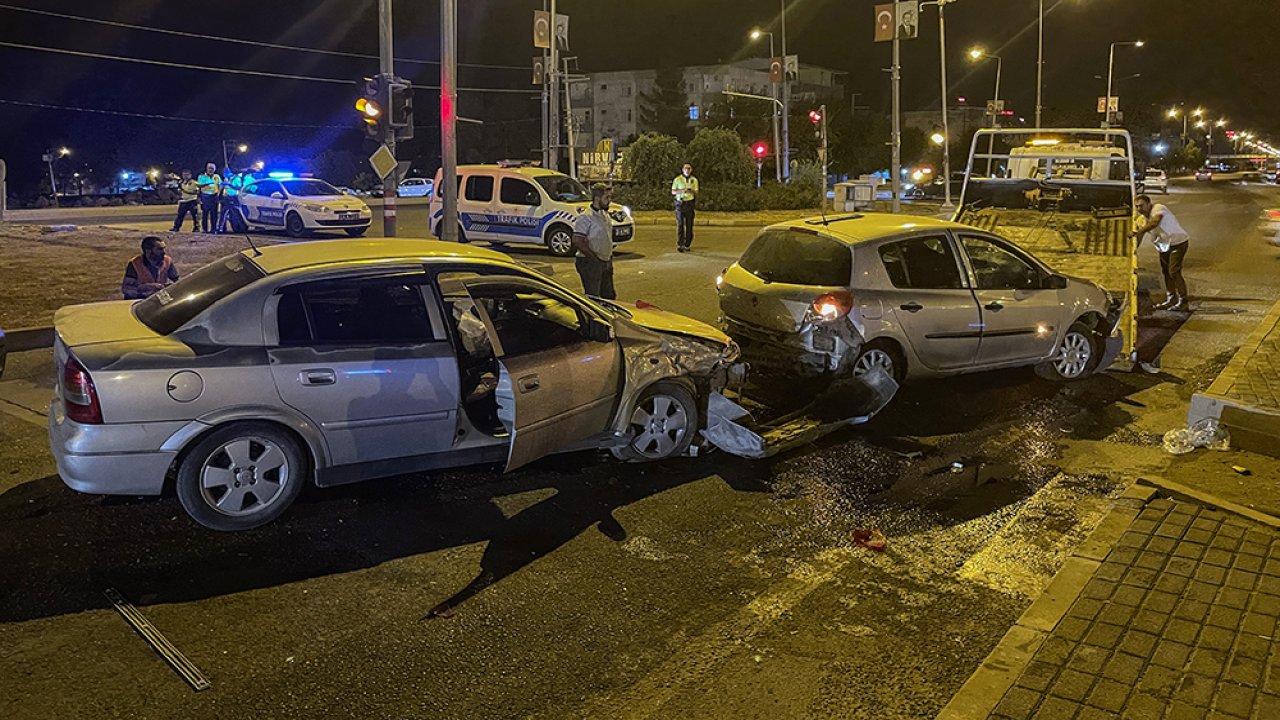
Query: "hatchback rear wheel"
176 422 307 531
851 339 905 384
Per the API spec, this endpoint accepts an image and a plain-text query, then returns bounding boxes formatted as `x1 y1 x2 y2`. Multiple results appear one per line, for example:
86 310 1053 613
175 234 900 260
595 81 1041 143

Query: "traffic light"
354 76 383 140
388 78 414 141
808 109 823 125
753 142 768 159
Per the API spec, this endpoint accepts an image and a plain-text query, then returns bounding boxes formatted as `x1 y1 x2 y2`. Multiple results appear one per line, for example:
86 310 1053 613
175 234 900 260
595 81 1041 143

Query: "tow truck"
952 128 1137 367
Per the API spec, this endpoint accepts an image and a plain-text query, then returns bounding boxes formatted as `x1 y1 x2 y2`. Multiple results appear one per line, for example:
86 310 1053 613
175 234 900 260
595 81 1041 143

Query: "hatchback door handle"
900 302 924 313
517 375 541 393
985 302 1004 312
300 369 336 386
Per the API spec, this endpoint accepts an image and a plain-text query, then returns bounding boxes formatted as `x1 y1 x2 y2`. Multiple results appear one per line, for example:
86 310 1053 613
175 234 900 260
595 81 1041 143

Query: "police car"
429 163 635 256
238 176 373 238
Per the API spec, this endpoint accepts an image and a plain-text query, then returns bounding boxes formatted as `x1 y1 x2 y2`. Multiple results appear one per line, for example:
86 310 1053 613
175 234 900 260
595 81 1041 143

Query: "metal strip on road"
104 588 211 692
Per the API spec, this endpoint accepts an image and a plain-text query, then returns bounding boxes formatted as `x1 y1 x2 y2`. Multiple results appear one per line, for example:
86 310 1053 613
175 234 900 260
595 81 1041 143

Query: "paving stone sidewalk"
1190 299 1280 456
987 497 1280 720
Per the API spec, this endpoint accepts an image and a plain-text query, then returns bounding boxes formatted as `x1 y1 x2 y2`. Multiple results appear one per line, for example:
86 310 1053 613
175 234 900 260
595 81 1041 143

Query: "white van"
429 163 636 256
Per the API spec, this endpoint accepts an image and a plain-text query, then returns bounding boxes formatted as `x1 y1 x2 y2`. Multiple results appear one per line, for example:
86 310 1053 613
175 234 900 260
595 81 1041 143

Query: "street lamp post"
968 48 1001 128
44 146 70 207
1036 0 1043 128
780 0 790 183
923 0 957 208
1103 40 1143 129
222 141 248 172
750 28 783 183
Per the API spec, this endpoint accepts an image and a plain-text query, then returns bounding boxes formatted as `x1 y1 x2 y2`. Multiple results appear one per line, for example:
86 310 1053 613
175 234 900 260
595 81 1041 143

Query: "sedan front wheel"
612 383 697 462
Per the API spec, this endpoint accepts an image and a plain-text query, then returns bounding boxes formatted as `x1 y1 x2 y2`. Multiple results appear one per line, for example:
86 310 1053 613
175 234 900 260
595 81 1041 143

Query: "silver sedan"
49 240 741 531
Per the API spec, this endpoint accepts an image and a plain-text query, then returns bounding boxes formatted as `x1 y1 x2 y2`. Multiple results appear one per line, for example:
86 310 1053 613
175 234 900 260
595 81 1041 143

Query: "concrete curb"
2 326 55 352
1135 476 1280 530
935 482 1153 720
1188 298 1280 456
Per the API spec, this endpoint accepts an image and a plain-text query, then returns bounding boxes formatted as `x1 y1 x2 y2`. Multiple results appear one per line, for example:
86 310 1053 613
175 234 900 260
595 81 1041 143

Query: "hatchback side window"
878 236 964 289
465 175 494 202
500 178 542 207
277 276 438 346
961 236 1042 290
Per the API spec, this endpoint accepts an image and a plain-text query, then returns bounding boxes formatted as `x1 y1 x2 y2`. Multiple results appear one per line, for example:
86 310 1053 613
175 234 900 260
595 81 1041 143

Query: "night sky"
2 0 1277 192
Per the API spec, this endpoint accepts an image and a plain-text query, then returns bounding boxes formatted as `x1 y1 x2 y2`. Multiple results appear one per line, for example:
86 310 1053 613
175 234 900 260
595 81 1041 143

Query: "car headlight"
301 203 329 213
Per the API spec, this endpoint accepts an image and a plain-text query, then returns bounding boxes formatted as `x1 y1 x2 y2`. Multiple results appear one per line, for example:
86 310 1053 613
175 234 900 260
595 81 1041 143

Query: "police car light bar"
268 172 294 179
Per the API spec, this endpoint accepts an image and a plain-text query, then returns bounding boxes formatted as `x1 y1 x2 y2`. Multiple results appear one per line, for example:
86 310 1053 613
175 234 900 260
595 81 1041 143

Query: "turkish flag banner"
769 57 783 84
533 10 551 49
874 4 895 42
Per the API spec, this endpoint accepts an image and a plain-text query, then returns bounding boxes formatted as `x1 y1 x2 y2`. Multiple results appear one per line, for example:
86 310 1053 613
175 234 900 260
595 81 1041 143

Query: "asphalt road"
1 177 1278 719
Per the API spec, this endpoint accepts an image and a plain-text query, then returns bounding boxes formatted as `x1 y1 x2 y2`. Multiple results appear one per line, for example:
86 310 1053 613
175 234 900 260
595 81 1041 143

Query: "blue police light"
1153 143 1168 154
268 171 295 179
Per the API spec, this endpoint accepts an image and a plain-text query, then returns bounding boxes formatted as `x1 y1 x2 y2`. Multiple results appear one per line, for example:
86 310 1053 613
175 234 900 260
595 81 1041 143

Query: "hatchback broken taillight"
807 291 854 323
62 356 103 424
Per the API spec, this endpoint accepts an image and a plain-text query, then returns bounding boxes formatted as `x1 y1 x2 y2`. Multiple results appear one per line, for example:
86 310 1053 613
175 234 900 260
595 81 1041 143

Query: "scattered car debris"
852 528 887 552
1162 417 1231 455
104 588 210 691
1232 465 1252 476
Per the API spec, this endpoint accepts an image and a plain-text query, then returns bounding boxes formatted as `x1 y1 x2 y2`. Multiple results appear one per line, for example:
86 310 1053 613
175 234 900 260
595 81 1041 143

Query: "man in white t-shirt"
1132 194 1190 311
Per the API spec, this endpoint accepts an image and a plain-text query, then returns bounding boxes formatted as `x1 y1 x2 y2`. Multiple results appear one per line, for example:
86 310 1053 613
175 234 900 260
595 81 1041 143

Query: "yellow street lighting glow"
750 29 763 40
930 132 946 145
1167 108 1179 118
58 147 70 156
1030 138 1061 146
968 47 985 60
1135 40 1145 47
237 144 248 153
1193 107 1204 116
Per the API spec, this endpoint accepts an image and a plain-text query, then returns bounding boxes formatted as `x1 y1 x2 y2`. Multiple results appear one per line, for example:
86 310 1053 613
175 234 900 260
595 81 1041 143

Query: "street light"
748 27 782 183
968 47 1002 128
222 140 249 171
1103 40 1144 129
931 130 946 145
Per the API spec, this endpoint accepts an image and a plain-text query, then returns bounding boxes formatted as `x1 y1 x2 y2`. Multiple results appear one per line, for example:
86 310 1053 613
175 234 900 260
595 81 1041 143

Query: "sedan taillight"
63 356 103 424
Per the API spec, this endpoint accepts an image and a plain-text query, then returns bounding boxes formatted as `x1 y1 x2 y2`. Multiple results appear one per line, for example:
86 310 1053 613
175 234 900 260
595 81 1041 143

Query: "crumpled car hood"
620 305 733 347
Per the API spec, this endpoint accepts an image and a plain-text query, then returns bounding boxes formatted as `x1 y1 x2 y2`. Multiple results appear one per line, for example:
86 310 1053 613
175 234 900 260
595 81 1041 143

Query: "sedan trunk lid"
54 301 159 349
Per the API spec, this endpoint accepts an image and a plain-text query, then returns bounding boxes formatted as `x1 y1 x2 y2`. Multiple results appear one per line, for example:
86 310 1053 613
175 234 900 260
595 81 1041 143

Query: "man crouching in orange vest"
121 236 180 300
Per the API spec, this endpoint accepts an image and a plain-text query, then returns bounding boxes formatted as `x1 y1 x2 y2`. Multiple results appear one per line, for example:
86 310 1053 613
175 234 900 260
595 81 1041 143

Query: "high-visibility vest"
178 179 199 202
130 255 173 285
223 174 243 197
198 173 222 195
672 174 699 202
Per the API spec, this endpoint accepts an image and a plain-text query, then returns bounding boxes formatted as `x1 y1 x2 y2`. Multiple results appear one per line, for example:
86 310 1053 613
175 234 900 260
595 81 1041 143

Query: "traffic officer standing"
122 236 180 300
571 183 617 299
171 169 200 232
197 162 222 233
218 169 245 234
671 163 699 252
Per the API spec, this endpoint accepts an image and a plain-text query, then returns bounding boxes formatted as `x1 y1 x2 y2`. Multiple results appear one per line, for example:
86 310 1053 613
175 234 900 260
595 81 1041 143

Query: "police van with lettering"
429 162 635 256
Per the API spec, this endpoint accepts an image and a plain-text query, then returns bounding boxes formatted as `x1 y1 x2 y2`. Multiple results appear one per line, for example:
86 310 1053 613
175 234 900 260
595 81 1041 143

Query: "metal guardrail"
3 326 55 352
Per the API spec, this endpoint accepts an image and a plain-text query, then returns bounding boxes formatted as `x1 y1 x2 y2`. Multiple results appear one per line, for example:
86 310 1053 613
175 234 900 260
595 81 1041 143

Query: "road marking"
575 546 853 719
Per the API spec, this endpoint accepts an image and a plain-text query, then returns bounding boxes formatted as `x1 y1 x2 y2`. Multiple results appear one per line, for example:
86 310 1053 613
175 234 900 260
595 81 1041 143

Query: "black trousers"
199 195 220 233
173 199 199 231
1159 242 1189 299
675 199 696 249
575 256 616 300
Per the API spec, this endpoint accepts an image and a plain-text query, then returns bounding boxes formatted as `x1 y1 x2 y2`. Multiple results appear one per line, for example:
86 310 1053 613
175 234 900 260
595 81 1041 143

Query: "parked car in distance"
429 163 636 256
398 177 434 197
717 214 1120 387
48 240 742 531
1142 168 1169 194
238 177 372 238
1194 167 1214 182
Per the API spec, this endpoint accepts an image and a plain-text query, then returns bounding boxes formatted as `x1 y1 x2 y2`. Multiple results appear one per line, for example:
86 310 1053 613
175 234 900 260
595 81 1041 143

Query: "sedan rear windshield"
738 229 853 286
134 254 266 335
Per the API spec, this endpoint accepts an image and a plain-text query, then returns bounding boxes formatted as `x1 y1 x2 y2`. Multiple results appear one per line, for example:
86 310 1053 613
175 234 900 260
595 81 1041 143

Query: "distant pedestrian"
671 163 699 252
1132 194 1190 311
197 162 222 233
171 169 199 232
122 236 179 300
572 183 617 299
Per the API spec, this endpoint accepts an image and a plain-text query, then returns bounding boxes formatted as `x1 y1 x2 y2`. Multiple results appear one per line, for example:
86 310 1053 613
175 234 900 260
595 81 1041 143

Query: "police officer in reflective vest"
122 236 180 299
171 169 200 232
218 170 245 233
671 163 699 252
197 162 222 233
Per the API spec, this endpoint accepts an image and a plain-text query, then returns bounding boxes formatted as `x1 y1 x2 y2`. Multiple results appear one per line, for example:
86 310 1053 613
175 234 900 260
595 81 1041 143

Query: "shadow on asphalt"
0 454 769 623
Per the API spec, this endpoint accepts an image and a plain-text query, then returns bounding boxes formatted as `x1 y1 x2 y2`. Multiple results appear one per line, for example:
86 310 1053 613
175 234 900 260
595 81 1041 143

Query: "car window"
277 275 438 346
464 176 494 202
500 178 542 207
283 180 342 197
247 180 282 197
135 254 266 335
878 236 964 289
534 175 589 203
465 282 587 357
738 229 852 286
961 236 1042 290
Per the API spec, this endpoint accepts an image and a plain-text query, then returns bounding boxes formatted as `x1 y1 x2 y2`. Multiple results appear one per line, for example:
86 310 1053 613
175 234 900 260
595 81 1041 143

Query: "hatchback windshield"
738 230 853 286
134 254 266 335
534 175 589 203
283 179 343 197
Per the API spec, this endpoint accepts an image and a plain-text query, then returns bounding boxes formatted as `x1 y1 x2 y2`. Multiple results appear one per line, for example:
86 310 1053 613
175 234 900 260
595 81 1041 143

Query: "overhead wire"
0 41 537 94
0 98 351 128
0 3 528 71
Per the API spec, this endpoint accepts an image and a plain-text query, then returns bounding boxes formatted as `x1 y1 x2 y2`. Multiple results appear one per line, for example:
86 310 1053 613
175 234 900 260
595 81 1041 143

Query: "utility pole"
818 103 828 209
1036 0 1043 129
378 0 397 237
548 0 560 172
541 1 550 168
563 56 577 179
780 0 791 183
441 0 458 242
929 0 955 209
891 28 901 213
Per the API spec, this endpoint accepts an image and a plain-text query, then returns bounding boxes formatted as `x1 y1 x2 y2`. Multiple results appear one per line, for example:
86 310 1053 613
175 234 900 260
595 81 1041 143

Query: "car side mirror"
585 318 613 343
1045 274 1069 290
271 192 283 199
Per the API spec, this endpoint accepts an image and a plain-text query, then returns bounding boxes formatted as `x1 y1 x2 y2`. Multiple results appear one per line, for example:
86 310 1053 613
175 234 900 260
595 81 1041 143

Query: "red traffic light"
753 143 768 158
808 110 823 124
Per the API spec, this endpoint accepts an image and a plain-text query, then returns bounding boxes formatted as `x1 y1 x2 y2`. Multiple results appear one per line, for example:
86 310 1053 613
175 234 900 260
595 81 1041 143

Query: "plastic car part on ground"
852 528 887 552
700 366 899 459
1162 417 1231 455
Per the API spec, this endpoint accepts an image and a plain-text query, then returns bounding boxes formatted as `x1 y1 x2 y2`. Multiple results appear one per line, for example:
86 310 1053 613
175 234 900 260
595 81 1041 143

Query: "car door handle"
300 369 336 386
899 302 924 313
517 375 541 393
985 301 1005 312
